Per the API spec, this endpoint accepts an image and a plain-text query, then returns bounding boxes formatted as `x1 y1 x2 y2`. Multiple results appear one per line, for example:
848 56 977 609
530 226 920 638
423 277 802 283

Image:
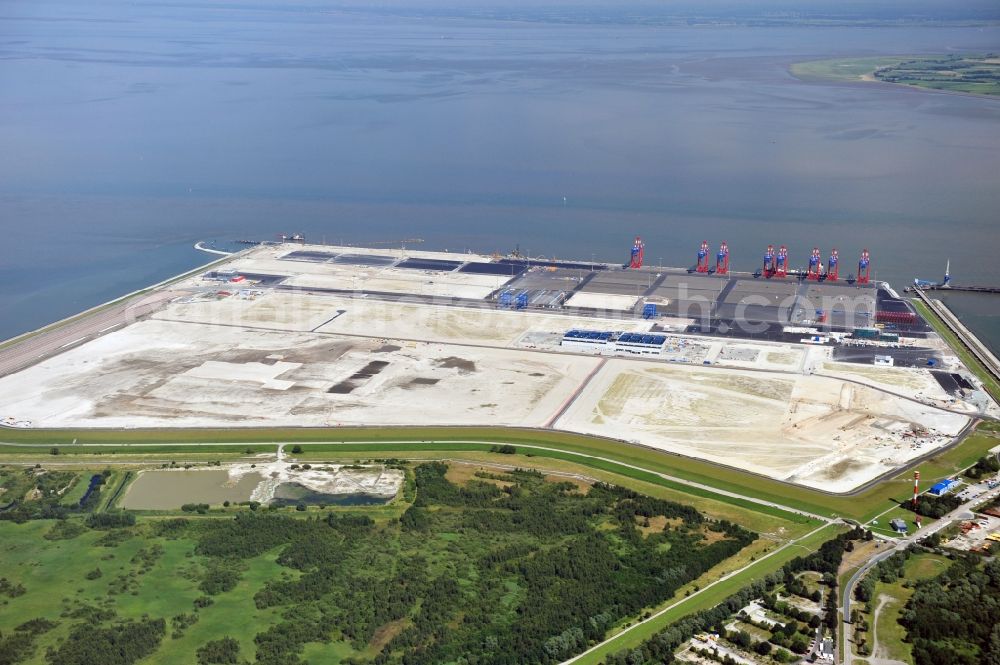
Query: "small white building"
205 268 238 282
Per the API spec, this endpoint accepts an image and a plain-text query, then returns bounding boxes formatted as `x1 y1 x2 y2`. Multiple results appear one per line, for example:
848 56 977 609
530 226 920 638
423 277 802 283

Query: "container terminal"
0 236 995 494
207 237 924 362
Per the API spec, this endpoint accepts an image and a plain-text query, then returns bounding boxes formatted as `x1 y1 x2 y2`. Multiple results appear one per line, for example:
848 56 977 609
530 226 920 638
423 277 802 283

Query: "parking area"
577 268 660 296
944 511 1000 553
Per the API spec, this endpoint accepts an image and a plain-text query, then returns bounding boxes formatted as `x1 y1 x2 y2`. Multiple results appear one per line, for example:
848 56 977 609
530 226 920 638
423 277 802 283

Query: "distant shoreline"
790 54 1000 100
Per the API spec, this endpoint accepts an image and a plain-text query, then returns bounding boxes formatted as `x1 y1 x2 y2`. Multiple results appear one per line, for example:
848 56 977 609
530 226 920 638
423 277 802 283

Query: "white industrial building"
561 330 668 356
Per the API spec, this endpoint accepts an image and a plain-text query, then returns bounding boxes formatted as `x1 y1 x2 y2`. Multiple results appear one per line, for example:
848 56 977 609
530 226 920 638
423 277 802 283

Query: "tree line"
187 462 756 665
900 556 1000 665
601 527 867 665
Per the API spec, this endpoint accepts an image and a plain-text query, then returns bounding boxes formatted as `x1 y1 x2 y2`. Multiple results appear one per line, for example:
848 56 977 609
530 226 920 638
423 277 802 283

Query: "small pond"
119 470 264 510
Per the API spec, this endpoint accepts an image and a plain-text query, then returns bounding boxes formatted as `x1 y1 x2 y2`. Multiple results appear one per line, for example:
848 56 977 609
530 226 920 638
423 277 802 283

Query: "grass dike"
3 420 998 522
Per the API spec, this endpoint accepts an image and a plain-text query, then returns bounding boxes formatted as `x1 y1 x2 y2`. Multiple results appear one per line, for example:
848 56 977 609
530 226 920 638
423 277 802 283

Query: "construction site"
0 237 994 493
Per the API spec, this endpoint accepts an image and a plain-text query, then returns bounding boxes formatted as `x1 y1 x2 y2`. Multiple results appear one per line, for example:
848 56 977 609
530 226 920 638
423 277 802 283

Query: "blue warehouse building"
928 478 958 496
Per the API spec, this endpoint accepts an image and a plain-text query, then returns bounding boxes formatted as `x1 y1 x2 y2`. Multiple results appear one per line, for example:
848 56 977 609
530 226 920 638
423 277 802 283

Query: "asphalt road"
841 481 1000 665
0 290 184 379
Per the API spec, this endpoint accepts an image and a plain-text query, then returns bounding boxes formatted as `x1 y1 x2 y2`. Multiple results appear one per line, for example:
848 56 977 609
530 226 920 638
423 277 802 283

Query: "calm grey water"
1 1 999 348
118 469 264 510
937 291 1000 359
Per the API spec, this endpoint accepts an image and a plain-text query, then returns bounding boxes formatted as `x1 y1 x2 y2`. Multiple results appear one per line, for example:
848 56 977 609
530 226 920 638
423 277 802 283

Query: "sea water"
1 0 998 349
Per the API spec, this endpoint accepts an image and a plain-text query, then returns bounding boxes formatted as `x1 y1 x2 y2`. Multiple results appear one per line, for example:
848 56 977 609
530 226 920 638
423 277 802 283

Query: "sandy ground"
188 244 507 300
283 270 501 300
264 243 491 264
156 291 350 333
818 362 945 396
235 462 404 503
154 291 654 346
318 300 656 346
0 319 599 428
556 358 969 492
709 342 808 372
0 241 977 493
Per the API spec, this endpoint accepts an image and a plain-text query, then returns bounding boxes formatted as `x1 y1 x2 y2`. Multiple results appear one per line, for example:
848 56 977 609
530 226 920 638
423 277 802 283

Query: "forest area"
0 462 756 665
899 555 1000 665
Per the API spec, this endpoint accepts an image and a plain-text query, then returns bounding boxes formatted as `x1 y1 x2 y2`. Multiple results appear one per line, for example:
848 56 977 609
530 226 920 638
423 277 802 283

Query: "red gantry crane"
807 247 823 280
715 242 730 275
763 244 775 277
827 249 839 282
696 240 710 273
628 236 644 269
858 249 871 284
775 245 789 278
